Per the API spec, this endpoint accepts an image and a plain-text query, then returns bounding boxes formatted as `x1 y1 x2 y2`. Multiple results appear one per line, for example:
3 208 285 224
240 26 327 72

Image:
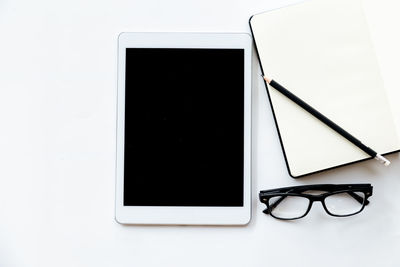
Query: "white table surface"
1 0 400 266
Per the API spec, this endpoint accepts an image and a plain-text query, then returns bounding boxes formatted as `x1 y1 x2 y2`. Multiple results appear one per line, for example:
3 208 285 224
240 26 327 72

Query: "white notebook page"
250 0 400 177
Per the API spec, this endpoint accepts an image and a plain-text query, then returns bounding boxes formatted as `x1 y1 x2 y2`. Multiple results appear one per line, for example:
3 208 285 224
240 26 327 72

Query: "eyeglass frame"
259 184 373 220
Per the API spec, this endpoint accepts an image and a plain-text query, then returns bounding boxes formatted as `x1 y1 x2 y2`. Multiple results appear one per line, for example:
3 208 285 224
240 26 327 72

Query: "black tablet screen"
124 48 244 206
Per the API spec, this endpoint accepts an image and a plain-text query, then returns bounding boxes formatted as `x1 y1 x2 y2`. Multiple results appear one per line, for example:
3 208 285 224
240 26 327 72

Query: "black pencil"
263 76 390 166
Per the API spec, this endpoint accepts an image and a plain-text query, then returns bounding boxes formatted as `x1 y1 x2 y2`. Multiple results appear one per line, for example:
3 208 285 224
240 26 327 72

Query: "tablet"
115 32 252 225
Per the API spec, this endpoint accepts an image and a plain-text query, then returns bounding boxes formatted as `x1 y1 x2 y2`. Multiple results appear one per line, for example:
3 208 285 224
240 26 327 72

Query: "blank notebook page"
250 0 400 177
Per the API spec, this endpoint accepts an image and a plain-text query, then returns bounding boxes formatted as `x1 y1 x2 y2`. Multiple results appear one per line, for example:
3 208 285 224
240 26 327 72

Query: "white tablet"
115 32 252 225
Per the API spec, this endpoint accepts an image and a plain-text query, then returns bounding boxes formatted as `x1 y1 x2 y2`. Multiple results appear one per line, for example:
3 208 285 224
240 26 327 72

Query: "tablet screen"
124 48 244 206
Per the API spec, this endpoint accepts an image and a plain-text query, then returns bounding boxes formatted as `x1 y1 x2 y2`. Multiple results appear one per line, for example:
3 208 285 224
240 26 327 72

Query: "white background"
0 0 400 266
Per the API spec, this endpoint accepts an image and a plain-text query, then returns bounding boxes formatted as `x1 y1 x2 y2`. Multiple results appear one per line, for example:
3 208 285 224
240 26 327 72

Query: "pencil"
263 76 390 166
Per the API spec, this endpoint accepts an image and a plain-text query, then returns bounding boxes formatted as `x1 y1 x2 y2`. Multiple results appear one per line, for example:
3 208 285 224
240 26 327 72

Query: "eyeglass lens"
268 196 310 219
324 191 365 216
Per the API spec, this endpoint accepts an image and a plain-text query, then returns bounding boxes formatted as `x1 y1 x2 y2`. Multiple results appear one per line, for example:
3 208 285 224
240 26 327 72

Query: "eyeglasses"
259 184 373 220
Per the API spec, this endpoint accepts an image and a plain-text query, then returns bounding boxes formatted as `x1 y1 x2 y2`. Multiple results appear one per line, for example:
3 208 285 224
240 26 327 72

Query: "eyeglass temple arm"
265 189 296 214
347 191 370 205
265 196 284 214
265 190 369 214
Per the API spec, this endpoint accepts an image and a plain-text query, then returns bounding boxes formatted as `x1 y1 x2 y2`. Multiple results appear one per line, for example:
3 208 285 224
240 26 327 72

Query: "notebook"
250 0 400 177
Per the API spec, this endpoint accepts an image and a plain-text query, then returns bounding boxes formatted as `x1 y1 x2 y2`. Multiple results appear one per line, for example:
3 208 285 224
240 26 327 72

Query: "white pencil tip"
375 154 391 166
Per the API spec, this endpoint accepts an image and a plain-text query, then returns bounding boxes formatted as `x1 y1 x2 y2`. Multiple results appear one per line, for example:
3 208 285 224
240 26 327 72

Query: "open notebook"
250 0 400 177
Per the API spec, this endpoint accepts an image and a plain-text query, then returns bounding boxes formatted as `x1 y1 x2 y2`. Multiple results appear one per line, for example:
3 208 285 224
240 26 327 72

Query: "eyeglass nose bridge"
308 195 325 202
303 195 327 216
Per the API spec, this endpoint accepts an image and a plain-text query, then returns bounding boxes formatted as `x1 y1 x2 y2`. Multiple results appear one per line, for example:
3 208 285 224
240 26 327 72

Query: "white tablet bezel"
115 32 252 225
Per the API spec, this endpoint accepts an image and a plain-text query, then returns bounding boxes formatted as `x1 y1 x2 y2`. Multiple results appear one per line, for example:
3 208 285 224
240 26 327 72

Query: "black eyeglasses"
259 184 373 220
